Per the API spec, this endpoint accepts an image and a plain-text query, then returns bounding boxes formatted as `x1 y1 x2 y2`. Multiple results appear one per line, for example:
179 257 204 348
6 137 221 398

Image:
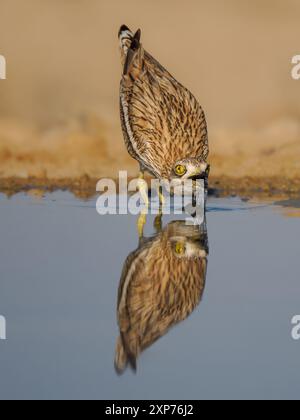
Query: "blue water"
0 192 299 400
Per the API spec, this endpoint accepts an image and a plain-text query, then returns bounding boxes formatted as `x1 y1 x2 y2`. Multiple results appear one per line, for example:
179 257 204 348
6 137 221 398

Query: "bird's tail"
114 335 128 375
118 25 133 57
114 334 137 375
118 25 144 79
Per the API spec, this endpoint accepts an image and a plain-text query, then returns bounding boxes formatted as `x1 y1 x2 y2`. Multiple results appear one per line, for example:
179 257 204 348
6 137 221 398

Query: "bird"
114 220 209 374
118 26 209 185
118 25 209 233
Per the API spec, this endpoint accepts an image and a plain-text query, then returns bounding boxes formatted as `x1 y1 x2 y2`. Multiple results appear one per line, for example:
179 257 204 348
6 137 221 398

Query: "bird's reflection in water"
115 218 209 374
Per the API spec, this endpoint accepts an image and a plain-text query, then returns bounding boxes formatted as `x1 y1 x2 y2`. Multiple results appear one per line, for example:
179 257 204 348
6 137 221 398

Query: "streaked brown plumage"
115 221 209 374
118 25 209 182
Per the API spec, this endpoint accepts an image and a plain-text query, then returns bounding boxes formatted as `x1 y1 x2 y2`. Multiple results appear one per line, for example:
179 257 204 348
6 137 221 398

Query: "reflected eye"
175 165 186 176
175 242 185 255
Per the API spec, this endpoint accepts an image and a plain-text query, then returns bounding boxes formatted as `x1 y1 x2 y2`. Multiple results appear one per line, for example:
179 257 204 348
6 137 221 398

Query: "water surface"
0 192 299 400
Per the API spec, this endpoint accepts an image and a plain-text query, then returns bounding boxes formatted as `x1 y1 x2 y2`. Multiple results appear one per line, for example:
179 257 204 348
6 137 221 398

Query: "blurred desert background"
0 0 299 194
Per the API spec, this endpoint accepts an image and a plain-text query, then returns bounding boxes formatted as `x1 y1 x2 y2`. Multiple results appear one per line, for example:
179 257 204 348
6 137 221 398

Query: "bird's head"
171 158 210 181
167 221 209 259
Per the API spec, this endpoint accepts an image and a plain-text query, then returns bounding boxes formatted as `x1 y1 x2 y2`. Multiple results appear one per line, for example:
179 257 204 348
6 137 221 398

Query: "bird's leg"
137 171 149 238
137 171 149 206
154 185 164 232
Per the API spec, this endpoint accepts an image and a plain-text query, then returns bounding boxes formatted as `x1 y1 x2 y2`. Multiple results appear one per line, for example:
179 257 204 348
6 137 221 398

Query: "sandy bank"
0 117 299 199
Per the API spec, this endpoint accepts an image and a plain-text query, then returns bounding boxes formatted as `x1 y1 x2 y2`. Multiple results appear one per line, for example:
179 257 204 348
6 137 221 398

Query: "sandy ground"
0 115 299 198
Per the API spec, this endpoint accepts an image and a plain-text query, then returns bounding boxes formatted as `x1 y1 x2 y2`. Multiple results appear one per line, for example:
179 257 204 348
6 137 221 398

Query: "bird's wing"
115 240 154 369
119 26 208 178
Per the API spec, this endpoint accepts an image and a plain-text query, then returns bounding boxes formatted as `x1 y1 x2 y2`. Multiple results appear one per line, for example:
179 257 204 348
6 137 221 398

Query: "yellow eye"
175 242 185 255
175 165 186 176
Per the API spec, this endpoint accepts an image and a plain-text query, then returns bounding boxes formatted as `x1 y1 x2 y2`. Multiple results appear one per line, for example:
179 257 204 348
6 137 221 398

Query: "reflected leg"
137 171 149 237
154 185 164 232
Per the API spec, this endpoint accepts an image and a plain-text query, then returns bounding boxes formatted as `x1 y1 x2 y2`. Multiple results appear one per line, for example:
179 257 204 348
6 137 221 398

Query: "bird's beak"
188 164 210 181
189 172 204 180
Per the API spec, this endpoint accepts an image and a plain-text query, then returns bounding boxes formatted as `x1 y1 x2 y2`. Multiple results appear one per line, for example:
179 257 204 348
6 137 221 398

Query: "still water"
0 192 299 400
